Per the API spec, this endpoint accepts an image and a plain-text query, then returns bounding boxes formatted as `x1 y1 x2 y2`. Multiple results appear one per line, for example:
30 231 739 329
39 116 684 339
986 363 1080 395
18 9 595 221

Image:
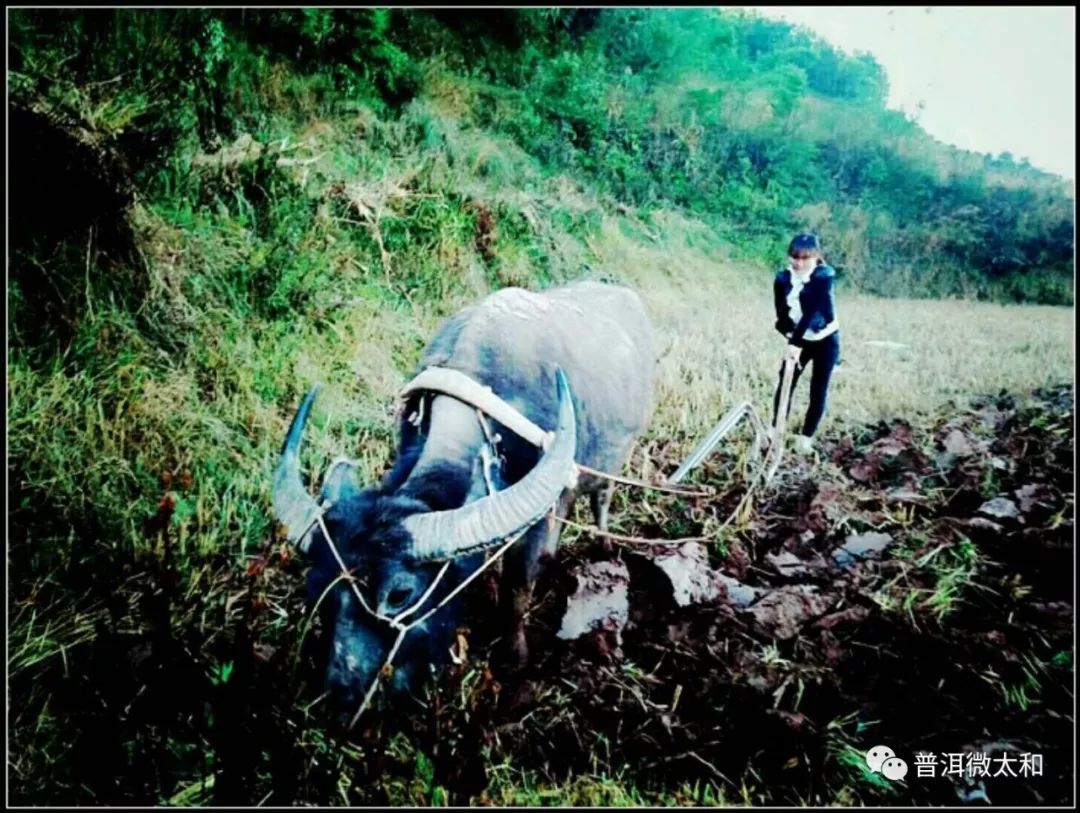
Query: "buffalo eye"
386 586 413 610
380 573 420 614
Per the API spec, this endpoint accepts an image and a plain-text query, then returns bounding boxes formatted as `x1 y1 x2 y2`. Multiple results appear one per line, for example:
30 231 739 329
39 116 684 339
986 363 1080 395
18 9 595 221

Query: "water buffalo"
272 281 655 717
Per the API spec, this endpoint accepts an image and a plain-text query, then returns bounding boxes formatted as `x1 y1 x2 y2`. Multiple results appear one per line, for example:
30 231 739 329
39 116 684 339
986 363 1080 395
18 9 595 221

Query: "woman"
772 233 840 454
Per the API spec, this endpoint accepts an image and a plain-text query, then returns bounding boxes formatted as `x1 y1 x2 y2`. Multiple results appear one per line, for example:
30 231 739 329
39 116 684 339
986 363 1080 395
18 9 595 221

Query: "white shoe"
792 434 814 455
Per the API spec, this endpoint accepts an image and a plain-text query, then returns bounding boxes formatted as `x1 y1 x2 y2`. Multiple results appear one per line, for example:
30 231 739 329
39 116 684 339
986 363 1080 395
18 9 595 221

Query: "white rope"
297 403 539 728
389 560 451 628
343 526 529 729
311 495 538 730
315 505 382 621
348 626 407 731
406 526 528 630
576 462 715 497
559 355 795 548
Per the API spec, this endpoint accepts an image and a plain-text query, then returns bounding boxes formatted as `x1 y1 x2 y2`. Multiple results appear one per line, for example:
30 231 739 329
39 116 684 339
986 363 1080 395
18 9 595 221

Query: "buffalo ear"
319 458 364 505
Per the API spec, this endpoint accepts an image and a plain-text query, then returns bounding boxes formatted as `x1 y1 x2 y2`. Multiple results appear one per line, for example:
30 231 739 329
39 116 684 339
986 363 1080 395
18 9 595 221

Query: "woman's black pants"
773 332 840 438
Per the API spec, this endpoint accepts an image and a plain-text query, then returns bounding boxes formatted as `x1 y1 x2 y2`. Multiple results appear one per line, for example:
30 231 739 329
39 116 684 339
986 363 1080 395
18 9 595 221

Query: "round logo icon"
882 756 909 781
865 745 896 772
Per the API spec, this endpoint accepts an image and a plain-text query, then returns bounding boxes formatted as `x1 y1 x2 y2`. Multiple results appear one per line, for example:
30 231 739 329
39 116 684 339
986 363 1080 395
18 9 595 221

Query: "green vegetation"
7 8 1074 807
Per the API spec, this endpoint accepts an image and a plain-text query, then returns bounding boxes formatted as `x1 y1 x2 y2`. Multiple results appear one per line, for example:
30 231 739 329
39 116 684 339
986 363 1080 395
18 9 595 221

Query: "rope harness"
313 359 796 727
302 485 528 728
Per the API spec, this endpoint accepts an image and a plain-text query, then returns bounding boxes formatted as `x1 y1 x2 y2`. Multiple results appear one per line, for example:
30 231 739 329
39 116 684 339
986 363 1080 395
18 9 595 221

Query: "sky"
732 6 1075 181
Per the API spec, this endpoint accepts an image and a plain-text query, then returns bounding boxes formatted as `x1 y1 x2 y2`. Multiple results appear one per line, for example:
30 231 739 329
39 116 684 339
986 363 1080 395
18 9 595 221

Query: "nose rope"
346 525 532 730
388 560 452 627
314 504 382 621
307 409 547 729
311 499 538 730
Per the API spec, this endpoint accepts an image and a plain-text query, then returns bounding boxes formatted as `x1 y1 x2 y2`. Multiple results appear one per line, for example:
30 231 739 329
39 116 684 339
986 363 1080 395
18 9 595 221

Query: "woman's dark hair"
788 233 822 257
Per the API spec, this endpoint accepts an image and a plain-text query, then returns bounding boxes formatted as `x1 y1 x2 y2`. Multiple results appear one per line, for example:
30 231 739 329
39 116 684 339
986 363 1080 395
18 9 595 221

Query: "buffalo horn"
271 385 323 553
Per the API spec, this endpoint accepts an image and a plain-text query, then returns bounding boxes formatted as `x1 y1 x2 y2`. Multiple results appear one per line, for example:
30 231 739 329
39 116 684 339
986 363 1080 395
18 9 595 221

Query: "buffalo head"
271 369 578 718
